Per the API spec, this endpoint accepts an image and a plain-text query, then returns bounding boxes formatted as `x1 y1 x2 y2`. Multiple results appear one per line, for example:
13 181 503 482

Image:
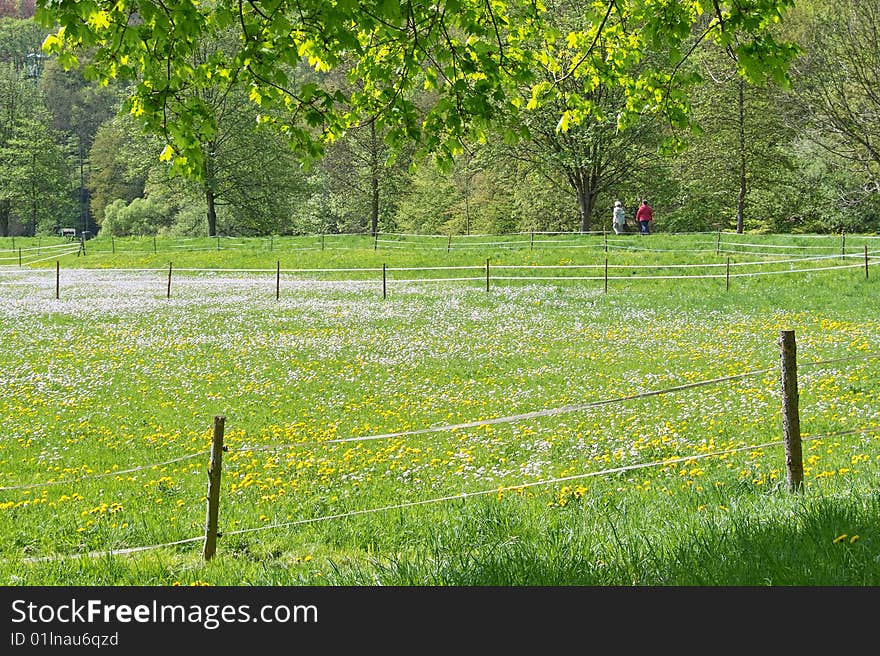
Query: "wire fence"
3 347 879 564
3 230 880 260
1 248 877 297
2 231 878 564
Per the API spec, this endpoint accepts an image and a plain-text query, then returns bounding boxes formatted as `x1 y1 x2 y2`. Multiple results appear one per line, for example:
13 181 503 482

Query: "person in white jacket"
612 200 626 235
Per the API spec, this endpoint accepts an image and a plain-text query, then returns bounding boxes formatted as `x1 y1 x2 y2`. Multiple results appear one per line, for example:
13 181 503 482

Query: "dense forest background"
1 0 878 238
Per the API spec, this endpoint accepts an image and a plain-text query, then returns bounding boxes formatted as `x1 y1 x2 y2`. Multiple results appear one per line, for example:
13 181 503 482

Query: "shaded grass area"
6 486 878 585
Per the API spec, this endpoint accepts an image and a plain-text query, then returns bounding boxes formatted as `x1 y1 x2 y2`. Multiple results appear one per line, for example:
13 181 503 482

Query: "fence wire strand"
15 424 879 564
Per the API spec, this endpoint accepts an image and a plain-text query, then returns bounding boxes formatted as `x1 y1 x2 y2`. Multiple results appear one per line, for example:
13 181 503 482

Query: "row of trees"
1 1 878 238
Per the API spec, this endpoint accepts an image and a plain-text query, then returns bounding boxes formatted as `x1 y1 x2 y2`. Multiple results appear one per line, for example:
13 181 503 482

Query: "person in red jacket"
635 199 654 234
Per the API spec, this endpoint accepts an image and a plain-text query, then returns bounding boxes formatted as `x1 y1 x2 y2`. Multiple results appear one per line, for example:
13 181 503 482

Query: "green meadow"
1 232 878 585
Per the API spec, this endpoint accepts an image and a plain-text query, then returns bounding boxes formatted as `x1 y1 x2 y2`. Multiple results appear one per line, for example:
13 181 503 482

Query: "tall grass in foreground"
0 234 878 585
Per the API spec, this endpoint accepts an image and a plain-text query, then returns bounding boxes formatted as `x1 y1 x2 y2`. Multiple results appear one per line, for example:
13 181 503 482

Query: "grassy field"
0 232 878 585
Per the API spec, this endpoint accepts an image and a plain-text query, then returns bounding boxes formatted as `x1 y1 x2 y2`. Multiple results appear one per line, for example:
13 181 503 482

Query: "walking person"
612 200 626 235
635 199 654 235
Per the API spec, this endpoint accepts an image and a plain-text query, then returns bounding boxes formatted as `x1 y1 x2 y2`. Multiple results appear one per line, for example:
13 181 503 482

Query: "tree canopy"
35 0 800 177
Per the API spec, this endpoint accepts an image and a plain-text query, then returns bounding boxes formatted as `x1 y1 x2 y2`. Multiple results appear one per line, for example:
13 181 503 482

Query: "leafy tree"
0 17 45 71
319 118 414 236
502 77 662 233
0 114 75 235
0 61 36 235
507 163 577 232
101 195 172 236
36 0 800 188
787 0 880 231
38 56 122 233
88 113 159 225
394 159 460 235
663 42 796 233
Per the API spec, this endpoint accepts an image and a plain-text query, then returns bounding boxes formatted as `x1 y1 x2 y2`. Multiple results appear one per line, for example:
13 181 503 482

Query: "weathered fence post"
276 260 281 301
111 236 115 254
604 256 608 294
18 247 21 267
203 415 225 561
166 262 172 299
485 258 490 292
865 245 870 280
55 261 60 300
726 256 730 292
447 234 452 253
530 230 534 251
153 235 157 253
779 330 804 492
321 234 325 251
382 262 386 300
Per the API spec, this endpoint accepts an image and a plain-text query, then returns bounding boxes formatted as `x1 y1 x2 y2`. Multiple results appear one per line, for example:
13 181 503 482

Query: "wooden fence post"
111 236 115 254
865 245 869 280
447 234 452 253
382 262 386 299
779 330 804 492
841 231 845 261
530 230 534 251
321 234 325 251
166 262 172 299
604 256 608 293
726 256 730 292
485 258 490 292
153 235 157 253
18 247 21 267
55 261 60 300
203 415 225 561
276 260 281 301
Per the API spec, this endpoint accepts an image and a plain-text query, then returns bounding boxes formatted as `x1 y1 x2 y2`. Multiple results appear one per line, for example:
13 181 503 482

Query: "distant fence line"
9 249 870 271
3 343 879 563
3 230 880 261
1 249 876 300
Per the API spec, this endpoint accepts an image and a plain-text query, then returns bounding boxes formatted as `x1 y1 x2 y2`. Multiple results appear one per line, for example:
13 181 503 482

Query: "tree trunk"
206 187 217 237
30 151 40 236
576 183 594 233
204 151 217 237
736 77 746 235
79 147 87 236
369 120 379 237
0 199 9 237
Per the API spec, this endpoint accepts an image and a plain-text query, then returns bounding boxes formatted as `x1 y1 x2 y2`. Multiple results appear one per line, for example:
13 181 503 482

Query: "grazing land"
1 232 878 585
